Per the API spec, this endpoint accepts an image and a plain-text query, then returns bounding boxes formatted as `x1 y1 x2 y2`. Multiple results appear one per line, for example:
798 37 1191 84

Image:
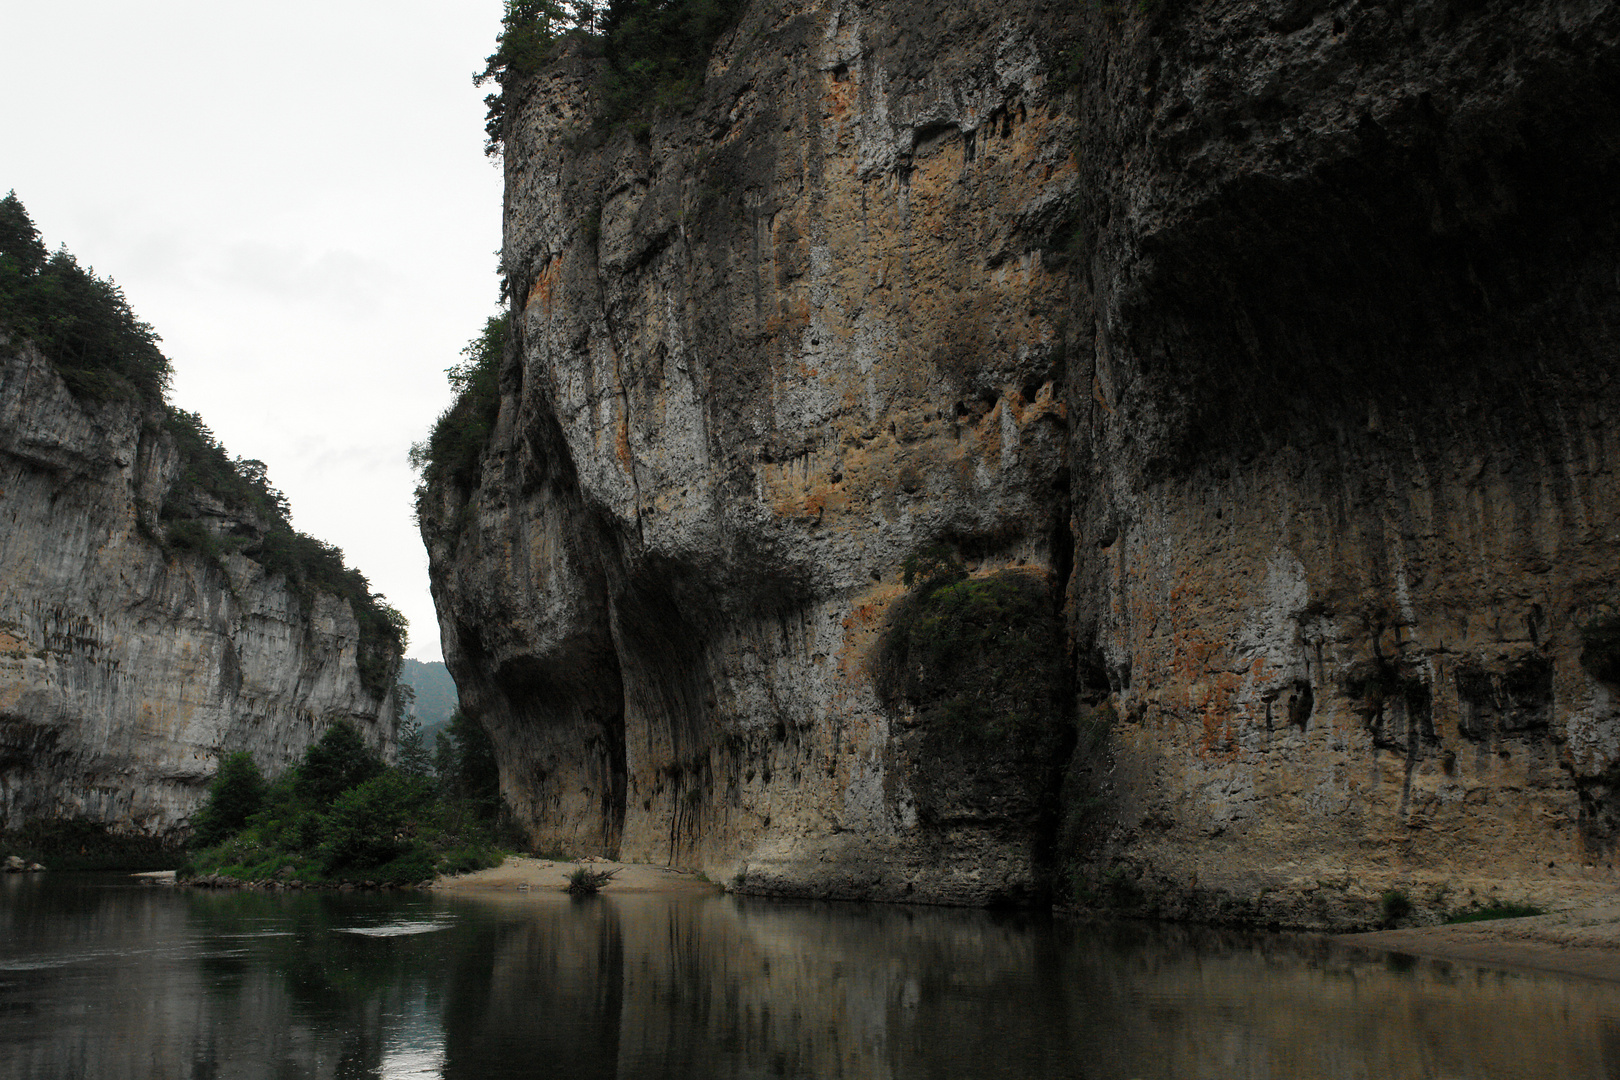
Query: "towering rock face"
425 0 1620 921
1066 0 1620 922
0 341 398 835
426 0 1080 905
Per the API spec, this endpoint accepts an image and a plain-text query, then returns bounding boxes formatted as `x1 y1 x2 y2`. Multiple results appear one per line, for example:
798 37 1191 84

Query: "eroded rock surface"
425 0 1620 922
0 342 397 835
425 0 1079 905
1066 0 1620 924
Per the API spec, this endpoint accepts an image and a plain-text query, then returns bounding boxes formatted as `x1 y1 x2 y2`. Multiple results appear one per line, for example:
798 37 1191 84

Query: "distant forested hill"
400 659 458 744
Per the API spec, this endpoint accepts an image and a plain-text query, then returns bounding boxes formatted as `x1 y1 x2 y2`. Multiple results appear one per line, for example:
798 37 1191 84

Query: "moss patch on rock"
872 564 1070 826
1580 616 1620 684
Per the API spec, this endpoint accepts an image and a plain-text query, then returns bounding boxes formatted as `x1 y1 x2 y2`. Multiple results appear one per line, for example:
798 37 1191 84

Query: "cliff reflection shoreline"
3 873 1619 1080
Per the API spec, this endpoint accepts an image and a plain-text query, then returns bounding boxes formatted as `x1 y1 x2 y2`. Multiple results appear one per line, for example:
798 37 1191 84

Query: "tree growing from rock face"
472 0 747 155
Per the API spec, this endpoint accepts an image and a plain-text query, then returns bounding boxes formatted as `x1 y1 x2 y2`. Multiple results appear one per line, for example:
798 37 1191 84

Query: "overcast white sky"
2 0 510 662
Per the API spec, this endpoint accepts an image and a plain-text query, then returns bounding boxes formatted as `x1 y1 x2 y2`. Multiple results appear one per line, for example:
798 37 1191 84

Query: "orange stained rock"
1198 678 1243 760
615 416 634 473
527 261 558 313
841 601 879 634
826 72 856 120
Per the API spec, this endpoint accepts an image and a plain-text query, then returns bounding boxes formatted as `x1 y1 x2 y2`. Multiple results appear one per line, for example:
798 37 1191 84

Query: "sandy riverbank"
432 855 721 897
1344 903 1620 982
145 854 1620 980
437 859 1620 983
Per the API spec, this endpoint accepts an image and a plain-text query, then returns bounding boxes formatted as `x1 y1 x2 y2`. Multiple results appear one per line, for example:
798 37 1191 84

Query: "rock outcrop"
0 340 398 836
1066 0 1620 924
424 0 1620 923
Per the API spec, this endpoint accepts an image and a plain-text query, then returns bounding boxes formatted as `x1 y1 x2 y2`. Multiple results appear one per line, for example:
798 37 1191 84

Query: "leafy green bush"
594 0 748 127
438 708 502 819
161 409 290 525
474 1 580 153
319 772 436 880
900 544 965 590
190 752 268 850
295 722 385 806
872 567 1067 750
437 840 506 876
870 556 1070 854
160 518 223 561
397 717 433 778
184 715 509 887
1381 888 1413 926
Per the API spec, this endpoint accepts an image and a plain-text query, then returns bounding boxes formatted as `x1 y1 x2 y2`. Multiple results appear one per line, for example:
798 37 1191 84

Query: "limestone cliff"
1066 0 1620 924
425 0 1620 922
0 339 399 836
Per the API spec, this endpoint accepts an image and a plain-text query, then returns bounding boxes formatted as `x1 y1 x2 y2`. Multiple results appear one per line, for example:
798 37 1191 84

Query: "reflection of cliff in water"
443 897 625 1080
462 893 1620 1080
5 876 1620 1078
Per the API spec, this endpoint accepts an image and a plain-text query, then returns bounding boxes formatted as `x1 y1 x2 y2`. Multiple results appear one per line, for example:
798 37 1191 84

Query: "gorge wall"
0 340 399 836
423 0 1620 923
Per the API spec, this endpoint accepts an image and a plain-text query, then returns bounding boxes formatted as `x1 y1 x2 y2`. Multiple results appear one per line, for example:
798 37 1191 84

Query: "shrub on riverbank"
181 721 507 886
1446 901 1545 924
566 866 620 894
0 820 182 871
189 751 267 850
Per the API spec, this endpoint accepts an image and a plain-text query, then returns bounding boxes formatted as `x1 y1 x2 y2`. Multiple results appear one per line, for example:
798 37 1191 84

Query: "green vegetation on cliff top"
475 0 748 154
0 190 170 403
423 2 747 504
0 192 405 696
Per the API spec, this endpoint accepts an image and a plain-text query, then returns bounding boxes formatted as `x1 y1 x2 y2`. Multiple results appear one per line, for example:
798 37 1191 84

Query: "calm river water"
3 873 1619 1079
